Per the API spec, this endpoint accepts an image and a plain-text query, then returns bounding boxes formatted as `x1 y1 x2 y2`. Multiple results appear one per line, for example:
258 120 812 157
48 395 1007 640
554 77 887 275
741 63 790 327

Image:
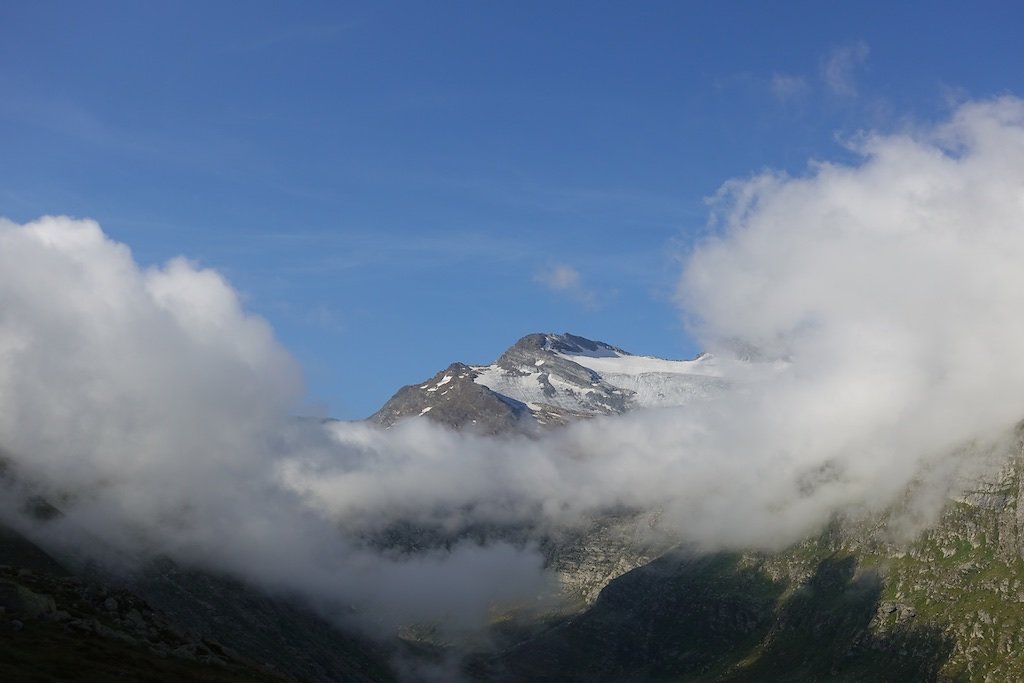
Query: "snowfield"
472 340 735 415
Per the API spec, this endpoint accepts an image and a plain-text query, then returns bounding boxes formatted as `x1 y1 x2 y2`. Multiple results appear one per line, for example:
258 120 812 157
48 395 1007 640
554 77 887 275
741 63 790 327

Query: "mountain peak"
542 332 629 358
500 332 628 360
370 331 727 431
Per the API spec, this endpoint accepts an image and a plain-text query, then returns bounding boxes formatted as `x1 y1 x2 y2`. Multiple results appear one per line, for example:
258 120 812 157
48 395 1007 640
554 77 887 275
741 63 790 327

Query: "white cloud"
0 216 550 634
288 97 1024 551
6 97 1024 645
821 40 869 96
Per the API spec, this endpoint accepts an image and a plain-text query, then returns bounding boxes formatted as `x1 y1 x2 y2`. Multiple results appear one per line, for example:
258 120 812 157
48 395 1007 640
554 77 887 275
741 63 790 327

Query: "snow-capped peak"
372 332 735 433
540 332 627 359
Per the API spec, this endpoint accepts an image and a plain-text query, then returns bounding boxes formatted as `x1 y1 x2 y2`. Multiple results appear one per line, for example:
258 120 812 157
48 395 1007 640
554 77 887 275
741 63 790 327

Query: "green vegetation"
481 456 1024 682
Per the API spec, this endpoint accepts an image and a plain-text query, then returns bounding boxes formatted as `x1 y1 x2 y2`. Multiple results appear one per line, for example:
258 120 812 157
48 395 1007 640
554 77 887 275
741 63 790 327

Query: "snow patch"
426 375 453 392
559 353 723 377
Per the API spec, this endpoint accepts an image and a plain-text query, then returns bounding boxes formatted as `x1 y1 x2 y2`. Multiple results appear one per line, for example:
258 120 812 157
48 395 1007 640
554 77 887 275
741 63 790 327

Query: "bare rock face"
366 334 623 434
543 509 672 607
369 362 535 434
490 333 635 417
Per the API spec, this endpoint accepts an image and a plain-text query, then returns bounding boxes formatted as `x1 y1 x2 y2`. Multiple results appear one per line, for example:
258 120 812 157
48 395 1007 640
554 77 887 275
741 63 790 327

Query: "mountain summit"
369 332 728 432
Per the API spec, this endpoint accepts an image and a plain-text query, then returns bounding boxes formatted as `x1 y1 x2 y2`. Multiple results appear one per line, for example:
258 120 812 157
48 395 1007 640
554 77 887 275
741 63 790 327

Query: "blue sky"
2 2 1023 418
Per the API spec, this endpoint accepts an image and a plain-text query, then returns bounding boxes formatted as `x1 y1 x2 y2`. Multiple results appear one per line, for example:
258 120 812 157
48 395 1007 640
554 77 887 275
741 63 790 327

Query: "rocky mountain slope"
0 522 300 682
371 332 727 432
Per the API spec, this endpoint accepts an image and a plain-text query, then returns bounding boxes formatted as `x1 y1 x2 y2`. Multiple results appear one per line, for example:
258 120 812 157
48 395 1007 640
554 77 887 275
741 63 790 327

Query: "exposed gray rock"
368 332 698 434
0 578 56 618
491 333 635 417
369 362 536 434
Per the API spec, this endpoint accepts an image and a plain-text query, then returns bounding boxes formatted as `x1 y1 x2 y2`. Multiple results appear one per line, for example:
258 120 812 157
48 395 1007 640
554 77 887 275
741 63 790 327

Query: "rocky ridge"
371 332 726 431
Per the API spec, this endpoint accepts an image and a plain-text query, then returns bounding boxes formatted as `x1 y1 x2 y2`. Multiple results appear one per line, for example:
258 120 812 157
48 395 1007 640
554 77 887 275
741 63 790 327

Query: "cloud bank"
4 97 1024 640
0 216 550 633
293 98 1024 547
